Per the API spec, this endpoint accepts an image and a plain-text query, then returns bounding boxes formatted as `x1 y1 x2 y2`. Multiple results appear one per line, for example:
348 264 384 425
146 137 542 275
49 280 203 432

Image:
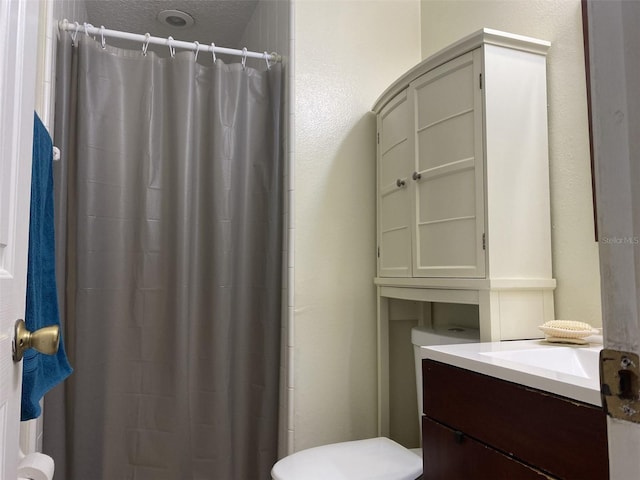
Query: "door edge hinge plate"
601 348 640 423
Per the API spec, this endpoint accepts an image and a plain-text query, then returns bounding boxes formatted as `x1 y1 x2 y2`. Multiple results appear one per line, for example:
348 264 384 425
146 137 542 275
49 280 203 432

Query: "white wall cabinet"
375 29 556 341
374 30 557 435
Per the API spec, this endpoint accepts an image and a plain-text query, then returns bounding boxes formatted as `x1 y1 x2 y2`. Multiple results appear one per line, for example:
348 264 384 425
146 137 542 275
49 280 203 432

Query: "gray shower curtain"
44 33 283 480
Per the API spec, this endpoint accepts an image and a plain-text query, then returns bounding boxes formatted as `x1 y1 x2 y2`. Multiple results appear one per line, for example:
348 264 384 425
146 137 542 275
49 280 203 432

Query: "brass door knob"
12 319 60 362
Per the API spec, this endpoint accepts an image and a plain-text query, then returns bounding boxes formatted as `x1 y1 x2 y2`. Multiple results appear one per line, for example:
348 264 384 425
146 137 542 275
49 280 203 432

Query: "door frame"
587 0 640 478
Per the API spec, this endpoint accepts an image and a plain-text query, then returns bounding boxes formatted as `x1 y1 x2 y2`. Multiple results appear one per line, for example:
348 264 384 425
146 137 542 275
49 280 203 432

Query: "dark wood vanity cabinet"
422 359 609 479
422 417 551 479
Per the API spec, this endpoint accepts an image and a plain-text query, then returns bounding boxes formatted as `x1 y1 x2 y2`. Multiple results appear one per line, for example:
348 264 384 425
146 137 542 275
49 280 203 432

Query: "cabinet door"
377 90 413 277
423 359 609 479
409 51 485 278
422 417 553 479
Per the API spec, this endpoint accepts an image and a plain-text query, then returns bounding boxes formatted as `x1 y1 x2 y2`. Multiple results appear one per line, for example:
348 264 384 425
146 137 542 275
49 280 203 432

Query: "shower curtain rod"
58 19 281 64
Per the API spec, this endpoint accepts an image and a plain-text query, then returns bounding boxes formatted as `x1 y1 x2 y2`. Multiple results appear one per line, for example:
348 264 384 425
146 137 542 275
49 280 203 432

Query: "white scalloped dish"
538 320 599 345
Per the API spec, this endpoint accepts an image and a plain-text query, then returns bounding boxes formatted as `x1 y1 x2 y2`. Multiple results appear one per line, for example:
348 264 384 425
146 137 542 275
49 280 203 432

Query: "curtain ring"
193 41 200 62
241 47 247 70
167 36 175 58
99 25 106 49
211 43 217 63
83 22 94 39
263 51 271 70
71 21 80 46
142 33 151 56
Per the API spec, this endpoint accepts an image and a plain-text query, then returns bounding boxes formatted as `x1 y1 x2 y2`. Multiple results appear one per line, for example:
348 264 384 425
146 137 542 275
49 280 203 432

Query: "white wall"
421 0 602 325
288 0 602 454
36 0 87 130
291 0 421 452
240 0 290 58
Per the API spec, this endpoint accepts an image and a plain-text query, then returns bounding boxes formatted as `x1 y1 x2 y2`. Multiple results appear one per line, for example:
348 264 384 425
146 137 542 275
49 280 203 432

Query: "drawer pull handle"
454 431 465 444
396 178 406 188
412 171 421 181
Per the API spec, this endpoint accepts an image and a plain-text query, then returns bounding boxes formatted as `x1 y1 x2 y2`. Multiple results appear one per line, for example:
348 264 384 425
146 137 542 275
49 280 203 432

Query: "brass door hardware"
12 319 60 362
601 348 640 423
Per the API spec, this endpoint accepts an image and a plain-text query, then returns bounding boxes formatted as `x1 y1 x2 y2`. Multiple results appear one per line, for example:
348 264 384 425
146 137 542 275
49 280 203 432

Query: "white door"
587 1 640 478
0 0 39 478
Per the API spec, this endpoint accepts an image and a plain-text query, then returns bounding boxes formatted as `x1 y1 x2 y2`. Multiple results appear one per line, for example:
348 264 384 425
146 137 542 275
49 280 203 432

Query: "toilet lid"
271 437 422 480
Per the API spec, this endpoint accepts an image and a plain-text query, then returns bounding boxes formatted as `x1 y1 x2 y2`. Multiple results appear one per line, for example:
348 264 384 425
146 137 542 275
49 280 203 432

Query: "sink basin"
479 346 599 380
421 340 603 406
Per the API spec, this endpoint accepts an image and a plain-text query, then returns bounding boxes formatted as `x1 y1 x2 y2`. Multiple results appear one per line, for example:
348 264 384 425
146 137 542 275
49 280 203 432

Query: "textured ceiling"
84 0 259 52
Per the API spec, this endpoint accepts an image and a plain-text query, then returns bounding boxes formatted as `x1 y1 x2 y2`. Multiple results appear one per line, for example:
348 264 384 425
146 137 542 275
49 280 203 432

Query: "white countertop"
420 339 603 406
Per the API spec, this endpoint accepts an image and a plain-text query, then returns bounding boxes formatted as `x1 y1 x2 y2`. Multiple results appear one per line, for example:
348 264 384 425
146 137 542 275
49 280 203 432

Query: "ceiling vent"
157 9 195 28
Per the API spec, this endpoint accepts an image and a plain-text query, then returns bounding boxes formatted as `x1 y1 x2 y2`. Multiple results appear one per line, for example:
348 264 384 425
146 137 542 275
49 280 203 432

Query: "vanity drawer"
422 359 609 479
422 416 553 479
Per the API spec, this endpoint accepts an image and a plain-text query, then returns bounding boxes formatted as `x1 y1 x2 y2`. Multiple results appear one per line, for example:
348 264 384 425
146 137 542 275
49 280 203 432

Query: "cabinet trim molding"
375 277 556 291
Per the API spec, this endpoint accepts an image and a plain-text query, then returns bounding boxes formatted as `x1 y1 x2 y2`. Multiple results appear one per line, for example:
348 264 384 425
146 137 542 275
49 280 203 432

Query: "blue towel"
21 113 73 421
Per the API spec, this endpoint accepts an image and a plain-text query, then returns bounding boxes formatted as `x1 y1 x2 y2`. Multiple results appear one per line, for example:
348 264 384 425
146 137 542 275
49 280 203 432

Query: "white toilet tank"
412 326 479 423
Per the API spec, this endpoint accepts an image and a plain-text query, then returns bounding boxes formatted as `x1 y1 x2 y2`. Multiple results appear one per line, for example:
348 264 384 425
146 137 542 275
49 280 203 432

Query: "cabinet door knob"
396 178 406 188
454 431 465 444
412 171 422 181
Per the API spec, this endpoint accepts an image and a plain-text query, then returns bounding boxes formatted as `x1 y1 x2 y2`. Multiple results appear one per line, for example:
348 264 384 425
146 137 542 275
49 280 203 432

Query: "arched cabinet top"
372 28 550 114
